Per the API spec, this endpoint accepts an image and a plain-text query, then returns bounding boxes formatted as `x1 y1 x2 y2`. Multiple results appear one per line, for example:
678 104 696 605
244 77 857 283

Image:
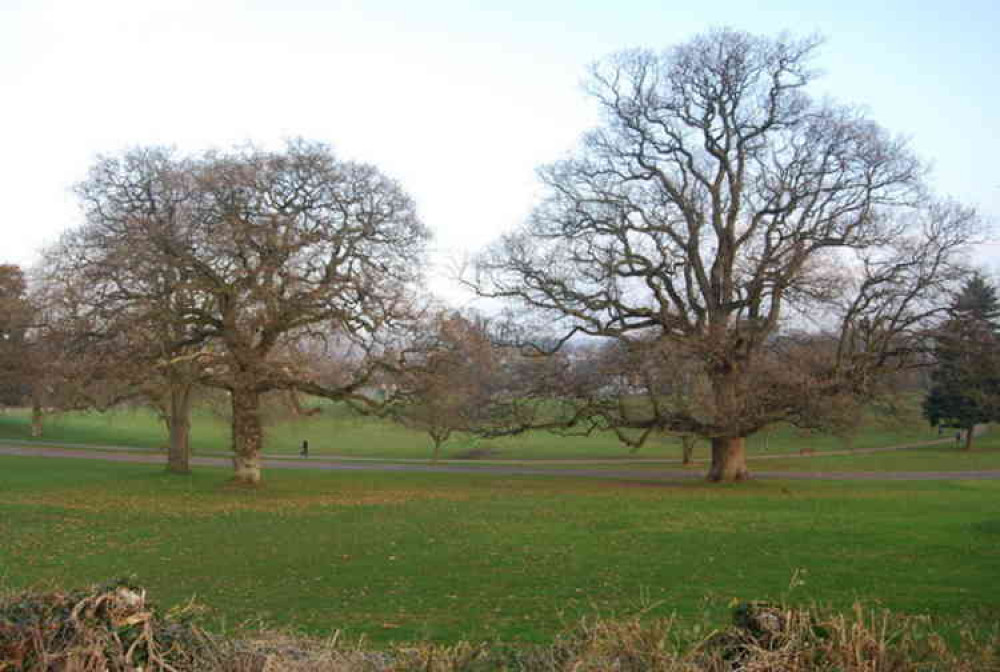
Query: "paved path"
2 441 999 481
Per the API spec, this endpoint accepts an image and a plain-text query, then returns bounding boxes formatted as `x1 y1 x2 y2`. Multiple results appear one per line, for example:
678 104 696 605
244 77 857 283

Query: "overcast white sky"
1 0 998 302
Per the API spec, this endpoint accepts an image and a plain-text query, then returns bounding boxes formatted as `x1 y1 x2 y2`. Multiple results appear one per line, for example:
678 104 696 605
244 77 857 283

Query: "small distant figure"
937 425 944 437
300 440 309 458
955 431 962 446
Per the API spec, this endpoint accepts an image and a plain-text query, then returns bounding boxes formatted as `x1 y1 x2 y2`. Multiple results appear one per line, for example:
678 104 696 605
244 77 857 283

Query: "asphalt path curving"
2 442 999 481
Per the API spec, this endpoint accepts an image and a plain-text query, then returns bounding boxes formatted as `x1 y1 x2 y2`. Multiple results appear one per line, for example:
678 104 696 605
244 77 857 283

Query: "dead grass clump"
694 601 998 672
0 579 217 671
2 583 997 671
509 601 998 671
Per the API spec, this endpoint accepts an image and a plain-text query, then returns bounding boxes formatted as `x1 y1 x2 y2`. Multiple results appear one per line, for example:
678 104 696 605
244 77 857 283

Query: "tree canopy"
50 140 430 483
471 28 979 481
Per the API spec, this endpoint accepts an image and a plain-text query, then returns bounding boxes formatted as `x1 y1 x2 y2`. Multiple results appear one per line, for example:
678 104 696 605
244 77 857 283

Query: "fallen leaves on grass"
0 489 472 517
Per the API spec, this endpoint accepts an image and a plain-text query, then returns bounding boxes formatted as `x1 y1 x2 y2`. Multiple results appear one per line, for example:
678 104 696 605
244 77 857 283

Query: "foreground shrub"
1 582 996 670
0 579 216 670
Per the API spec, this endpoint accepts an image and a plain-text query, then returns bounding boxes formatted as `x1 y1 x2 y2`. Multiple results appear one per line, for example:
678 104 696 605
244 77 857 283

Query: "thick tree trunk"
30 399 43 438
963 425 975 451
707 436 749 482
165 385 193 475
707 368 750 482
231 385 263 485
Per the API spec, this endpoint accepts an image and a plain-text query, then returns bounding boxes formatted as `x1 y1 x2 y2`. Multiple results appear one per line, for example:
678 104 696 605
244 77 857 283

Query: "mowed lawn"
570 434 1000 473
753 436 1000 472
0 402 942 461
1 455 997 645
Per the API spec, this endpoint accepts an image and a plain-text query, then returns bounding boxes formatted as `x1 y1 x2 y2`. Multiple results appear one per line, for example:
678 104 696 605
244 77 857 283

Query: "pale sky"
1 0 998 303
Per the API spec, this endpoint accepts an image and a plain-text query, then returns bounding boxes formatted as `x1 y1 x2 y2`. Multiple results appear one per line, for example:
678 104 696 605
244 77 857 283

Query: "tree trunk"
681 435 696 465
165 385 193 475
30 398 43 438
963 425 975 451
231 385 263 485
707 436 749 482
707 368 750 482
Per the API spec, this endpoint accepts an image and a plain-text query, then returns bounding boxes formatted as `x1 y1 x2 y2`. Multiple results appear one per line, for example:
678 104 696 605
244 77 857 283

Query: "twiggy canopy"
57 140 430 483
472 29 979 480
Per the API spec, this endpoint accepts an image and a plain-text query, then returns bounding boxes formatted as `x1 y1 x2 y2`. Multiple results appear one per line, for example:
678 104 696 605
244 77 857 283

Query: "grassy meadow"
1 455 998 646
751 437 1000 472
0 398 944 462
570 435 1000 474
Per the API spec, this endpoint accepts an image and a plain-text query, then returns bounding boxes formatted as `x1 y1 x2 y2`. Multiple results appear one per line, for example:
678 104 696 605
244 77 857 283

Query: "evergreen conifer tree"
923 274 1000 450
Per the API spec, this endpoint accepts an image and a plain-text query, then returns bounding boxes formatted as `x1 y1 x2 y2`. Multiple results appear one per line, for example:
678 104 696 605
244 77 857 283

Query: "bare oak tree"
44 148 209 472
71 140 429 484
471 29 978 481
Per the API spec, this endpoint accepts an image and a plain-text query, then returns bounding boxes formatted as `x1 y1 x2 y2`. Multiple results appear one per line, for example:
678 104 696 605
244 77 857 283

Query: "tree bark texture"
165 385 193 474
707 437 749 482
706 370 750 482
231 385 263 485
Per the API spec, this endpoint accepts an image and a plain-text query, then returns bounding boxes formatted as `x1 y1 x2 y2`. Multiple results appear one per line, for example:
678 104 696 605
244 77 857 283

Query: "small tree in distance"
389 312 500 461
923 274 1000 450
0 265 33 411
0 265 105 437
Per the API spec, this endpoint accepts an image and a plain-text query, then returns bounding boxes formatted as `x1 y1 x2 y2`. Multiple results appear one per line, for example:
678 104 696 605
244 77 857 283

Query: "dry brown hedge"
1 581 996 671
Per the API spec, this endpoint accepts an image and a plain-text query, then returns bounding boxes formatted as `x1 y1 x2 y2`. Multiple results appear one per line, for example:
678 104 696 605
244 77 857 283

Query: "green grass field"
751 437 1000 472
0 401 943 462
557 435 1000 473
1 455 997 645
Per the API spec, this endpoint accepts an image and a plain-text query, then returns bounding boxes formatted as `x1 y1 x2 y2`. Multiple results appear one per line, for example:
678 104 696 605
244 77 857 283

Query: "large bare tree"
70 140 429 484
472 29 979 481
